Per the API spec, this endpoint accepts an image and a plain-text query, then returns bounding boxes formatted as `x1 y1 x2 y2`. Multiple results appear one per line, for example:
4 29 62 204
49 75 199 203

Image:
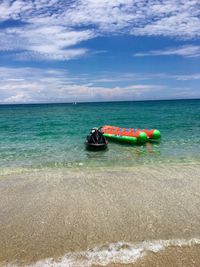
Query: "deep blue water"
0 99 199 169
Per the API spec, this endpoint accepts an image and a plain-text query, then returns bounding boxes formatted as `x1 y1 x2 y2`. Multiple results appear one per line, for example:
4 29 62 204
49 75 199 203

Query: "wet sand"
95 245 200 267
0 163 200 266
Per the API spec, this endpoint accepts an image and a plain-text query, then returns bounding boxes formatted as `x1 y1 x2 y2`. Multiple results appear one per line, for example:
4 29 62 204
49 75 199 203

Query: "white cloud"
58 0 200 37
1 67 200 104
89 72 200 84
0 0 200 61
5 92 31 103
0 67 164 103
171 73 200 81
14 48 89 61
167 87 200 99
134 45 200 57
0 24 94 60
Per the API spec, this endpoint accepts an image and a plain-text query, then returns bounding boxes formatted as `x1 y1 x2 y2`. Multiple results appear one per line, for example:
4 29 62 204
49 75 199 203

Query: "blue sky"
0 0 200 103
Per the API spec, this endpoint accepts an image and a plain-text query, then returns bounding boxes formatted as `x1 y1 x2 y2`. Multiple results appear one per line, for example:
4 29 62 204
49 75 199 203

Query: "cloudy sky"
0 0 200 103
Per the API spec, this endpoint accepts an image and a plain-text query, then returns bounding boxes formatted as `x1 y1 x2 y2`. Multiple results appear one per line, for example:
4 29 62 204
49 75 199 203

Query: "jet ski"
85 128 108 150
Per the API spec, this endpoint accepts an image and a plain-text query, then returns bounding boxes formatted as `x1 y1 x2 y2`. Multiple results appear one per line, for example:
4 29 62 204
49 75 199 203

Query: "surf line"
6 238 200 267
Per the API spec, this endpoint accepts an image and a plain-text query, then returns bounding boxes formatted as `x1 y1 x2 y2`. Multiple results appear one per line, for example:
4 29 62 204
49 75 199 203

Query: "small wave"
6 238 200 267
0 167 34 176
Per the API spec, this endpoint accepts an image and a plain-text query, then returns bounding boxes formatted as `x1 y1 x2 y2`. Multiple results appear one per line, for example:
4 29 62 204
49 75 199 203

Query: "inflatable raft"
101 125 161 144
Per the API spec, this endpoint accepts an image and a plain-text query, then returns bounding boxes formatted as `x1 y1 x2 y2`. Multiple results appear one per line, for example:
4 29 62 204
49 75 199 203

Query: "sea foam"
6 238 200 267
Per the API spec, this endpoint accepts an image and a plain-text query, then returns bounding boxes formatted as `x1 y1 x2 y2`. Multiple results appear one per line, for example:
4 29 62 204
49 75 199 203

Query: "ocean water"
0 99 199 170
1 100 200 266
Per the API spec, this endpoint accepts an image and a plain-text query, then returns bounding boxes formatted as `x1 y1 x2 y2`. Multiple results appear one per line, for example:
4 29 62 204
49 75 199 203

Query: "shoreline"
1 163 200 266
94 244 200 267
0 160 199 176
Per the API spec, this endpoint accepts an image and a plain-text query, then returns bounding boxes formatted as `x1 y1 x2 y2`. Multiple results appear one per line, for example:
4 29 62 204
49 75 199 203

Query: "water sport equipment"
140 129 161 140
101 125 161 144
85 128 108 150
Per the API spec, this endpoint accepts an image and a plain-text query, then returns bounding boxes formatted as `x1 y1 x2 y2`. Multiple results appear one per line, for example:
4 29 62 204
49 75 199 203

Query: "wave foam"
8 238 200 267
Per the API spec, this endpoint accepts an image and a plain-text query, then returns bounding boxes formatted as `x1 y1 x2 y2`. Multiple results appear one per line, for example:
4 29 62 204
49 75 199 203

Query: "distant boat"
73 95 78 105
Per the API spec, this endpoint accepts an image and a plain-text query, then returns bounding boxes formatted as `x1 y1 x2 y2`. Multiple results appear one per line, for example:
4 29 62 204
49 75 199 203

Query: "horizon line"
0 97 199 106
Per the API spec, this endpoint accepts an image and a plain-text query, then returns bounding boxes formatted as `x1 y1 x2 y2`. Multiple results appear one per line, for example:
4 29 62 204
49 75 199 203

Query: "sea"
1 99 200 267
0 99 199 171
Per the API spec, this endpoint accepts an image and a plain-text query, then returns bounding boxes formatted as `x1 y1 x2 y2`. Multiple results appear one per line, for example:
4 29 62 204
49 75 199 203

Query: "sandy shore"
95 245 200 267
0 163 200 266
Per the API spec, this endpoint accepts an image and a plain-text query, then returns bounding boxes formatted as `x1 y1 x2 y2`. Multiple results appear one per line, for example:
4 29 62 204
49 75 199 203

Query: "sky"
0 0 200 104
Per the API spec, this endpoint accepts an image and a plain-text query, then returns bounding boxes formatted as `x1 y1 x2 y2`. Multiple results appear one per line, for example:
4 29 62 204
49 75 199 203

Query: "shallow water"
0 99 200 170
1 164 200 266
1 100 200 266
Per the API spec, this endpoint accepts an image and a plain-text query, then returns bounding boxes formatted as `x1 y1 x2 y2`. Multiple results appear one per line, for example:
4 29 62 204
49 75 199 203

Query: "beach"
1 0 200 264
0 100 200 266
1 163 200 266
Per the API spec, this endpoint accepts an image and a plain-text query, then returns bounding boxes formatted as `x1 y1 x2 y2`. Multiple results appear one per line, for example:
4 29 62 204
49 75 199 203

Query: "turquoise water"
0 99 199 169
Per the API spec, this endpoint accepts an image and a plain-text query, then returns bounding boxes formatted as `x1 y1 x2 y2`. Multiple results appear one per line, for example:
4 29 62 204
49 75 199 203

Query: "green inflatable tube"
151 129 161 140
103 132 147 144
138 132 148 143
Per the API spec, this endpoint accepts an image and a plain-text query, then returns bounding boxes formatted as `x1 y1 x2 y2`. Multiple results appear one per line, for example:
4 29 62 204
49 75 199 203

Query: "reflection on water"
85 141 162 167
0 100 199 168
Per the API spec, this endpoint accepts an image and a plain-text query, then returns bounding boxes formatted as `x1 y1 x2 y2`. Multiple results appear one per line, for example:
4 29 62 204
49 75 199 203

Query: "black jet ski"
85 128 108 150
